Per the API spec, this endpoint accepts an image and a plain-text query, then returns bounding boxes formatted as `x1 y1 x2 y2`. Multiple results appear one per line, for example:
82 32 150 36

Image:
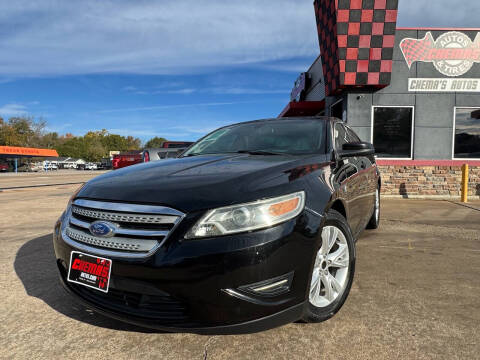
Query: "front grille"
72 206 178 224
69 283 193 325
66 227 155 251
63 199 184 257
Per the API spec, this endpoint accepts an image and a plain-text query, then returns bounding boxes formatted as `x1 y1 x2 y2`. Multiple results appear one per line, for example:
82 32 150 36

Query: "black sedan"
53 117 380 334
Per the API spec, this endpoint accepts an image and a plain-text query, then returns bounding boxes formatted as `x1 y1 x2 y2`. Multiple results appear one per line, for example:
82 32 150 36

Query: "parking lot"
1 173 479 360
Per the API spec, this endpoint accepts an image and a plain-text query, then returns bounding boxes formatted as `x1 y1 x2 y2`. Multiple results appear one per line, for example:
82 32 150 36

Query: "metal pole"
461 164 469 203
14 158 17 173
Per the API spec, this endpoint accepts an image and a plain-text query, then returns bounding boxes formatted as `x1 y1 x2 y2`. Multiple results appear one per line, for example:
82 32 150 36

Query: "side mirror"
339 142 375 158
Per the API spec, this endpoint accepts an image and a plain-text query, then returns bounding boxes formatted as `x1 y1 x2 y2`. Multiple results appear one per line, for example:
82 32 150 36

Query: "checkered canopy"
314 0 399 96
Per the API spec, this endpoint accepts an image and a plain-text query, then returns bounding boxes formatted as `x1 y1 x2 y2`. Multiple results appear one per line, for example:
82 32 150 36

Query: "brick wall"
378 165 480 198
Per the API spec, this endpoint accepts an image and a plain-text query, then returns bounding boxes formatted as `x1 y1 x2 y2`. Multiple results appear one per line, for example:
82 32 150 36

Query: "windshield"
183 119 326 156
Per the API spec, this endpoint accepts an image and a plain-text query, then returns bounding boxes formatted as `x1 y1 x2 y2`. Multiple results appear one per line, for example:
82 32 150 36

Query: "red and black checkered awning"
314 0 399 96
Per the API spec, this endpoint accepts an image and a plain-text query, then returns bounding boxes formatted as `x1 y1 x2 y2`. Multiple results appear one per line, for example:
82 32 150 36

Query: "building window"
372 106 414 159
454 108 480 159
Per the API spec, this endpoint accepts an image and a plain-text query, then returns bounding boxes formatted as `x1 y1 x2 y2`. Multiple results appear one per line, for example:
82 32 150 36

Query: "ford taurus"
53 117 381 334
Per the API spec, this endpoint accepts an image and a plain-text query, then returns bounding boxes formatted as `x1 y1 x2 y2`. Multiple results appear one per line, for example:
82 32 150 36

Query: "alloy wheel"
309 225 350 308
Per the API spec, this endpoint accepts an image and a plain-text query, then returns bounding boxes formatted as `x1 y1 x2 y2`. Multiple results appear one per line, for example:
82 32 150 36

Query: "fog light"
238 271 294 297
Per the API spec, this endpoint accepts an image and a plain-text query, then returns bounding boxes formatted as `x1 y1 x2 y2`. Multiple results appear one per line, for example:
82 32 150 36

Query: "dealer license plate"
67 251 112 293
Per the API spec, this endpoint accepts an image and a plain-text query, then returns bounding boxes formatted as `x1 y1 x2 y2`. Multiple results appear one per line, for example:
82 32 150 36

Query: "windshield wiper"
236 150 287 156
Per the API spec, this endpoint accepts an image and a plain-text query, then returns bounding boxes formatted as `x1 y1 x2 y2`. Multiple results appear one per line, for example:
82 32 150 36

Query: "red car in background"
161 141 193 149
113 142 194 169
0 163 8 172
112 151 143 170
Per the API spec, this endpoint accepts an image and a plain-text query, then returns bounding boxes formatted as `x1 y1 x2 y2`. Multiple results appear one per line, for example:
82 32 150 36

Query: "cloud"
168 125 218 134
98 101 243 113
209 87 289 95
106 128 191 139
397 0 480 28
0 0 318 76
0 103 29 117
164 88 197 95
122 85 290 96
0 0 476 78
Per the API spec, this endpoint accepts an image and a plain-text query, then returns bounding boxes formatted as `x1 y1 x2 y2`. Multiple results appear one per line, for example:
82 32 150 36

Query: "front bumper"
53 209 323 334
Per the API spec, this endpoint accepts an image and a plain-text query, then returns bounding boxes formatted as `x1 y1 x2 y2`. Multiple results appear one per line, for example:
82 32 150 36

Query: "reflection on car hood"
77 154 328 213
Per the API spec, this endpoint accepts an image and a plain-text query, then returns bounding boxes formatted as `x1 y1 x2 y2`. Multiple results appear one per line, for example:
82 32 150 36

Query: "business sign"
400 31 480 77
408 78 480 92
0 146 59 157
290 72 309 102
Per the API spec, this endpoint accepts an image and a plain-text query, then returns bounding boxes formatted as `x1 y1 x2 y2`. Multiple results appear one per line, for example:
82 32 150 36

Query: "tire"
366 187 380 229
302 209 356 323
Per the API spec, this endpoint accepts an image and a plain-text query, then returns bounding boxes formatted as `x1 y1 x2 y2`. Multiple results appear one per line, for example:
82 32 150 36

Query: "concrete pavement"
1 184 479 359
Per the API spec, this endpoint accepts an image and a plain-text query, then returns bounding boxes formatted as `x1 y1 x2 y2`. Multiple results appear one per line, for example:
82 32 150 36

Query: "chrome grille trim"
69 216 170 237
66 228 156 252
62 201 186 259
71 206 179 225
73 199 184 216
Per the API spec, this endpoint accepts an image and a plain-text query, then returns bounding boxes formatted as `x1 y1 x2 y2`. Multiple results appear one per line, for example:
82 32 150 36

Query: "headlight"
185 191 305 239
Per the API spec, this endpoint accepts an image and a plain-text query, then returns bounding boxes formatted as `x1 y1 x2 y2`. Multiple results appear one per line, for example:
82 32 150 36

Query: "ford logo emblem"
89 221 116 238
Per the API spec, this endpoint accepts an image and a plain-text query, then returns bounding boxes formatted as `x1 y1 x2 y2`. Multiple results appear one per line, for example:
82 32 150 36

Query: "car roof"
217 116 339 129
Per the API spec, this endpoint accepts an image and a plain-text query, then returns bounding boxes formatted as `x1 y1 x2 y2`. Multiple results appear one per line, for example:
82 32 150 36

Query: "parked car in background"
100 158 112 170
61 158 86 169
54 117 380 334
85 163 98 170
112 151 143 170
161 141 193 149
142 148 185 162
31 163 43 172
43 162 58 171
0 162 8 172
18 162 42 172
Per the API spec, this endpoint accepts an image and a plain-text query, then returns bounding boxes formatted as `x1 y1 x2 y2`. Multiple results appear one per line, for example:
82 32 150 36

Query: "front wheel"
303 209 356 323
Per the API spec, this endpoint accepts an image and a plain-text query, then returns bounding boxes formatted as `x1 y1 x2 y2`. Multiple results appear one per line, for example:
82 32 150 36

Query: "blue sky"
0 0 477 143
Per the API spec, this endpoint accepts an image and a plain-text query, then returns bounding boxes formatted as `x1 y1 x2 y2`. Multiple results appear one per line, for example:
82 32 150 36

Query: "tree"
144 136 167 149
0 116 142 162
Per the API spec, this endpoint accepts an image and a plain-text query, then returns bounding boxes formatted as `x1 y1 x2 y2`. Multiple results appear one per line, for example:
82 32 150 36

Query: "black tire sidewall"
303 209 356 322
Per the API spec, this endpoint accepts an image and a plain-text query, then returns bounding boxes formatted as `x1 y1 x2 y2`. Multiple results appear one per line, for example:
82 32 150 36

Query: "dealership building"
280 0 480 198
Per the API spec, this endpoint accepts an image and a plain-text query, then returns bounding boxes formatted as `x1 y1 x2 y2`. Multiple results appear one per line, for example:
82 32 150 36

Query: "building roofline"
396 27 480 31
306 54 322 74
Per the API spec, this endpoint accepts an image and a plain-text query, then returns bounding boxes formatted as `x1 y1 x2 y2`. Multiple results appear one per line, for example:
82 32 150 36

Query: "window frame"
330 99 344 120
452 106 480 160
333 122 349 151
370 105 415 160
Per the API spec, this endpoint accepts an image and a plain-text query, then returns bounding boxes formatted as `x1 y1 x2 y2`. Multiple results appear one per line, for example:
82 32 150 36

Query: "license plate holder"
67 251 112 293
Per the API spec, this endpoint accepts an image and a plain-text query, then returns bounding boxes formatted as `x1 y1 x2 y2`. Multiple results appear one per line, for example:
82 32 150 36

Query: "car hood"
77 154 329 213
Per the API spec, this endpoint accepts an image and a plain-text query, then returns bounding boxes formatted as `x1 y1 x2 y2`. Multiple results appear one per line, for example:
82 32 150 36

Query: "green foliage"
0 116 46 147
144 136 167 149
57 130 142 162
0 117 144 162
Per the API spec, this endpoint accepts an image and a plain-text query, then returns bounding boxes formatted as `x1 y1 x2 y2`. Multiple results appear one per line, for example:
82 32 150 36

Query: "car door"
332 122 364 235
344 125 376 229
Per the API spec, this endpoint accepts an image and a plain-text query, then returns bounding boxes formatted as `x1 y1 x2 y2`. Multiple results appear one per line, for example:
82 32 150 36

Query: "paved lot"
0 170 108 189
1 177 479 359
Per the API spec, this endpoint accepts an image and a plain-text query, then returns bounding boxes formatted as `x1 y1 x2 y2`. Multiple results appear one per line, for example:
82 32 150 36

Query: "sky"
0 0 478 143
